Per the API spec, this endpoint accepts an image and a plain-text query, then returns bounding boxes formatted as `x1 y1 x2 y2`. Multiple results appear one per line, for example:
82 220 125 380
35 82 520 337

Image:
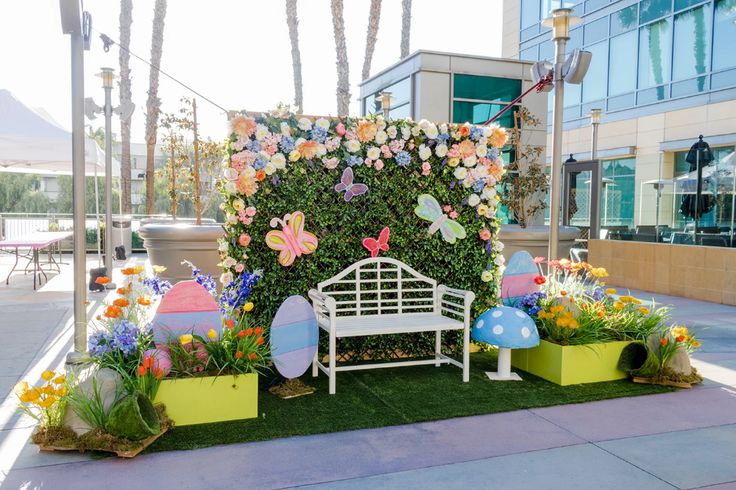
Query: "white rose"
315 118 330 130
463 178 473 188
367 146 381 161
316 144 327 157
295 137 306 147
418 119 431 130
401 127 411 140
463 155 477 167
226 213 238 225
468 194 481 207
476 145 488 158
258 150 271 162
222 256 237 268
478 136 488 147
494 255 506 266
346 139 361 153
376 118 387 131
418 144 432 161
220 272 234 286
495 241 505 251
280 121 291 136
224 167 238 181
411 125 421 137
264 162 277 175
482 126 493 138
255 124 269 141
218 240 229 252
298 117 312 131
484 206 495 218
482 187 497 200
453 167 468 180
271 152 286 169
232 198 245 211
476 165 489 178
374 131 388 145
224 181 237 195
440 123 448 133
423 125 439 139
435 144 448 158
387 126 398 139
481 270 493 282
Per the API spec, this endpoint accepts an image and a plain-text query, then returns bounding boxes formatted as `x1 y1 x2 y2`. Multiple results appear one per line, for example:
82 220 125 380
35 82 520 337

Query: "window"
452 102 515 128
602 158 635 227
582 40 608 102
713 0 736 70
609 31 638 96
610 4 638 35
584 17 608 45
522 0 541 29
640 0 672 24
363 77 410 117
638 18 672 93
672 5 711 83
585 0 609 13
520 45 539 60
453 74 521 102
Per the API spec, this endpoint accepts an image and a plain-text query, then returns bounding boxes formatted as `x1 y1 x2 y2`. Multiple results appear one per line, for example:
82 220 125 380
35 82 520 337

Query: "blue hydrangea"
437 132 450 142
253 156 268 170
472 179 486 192
246 139 261 152
347 155 363 167
219 270 262 315
310 126 327 143
591 287 605 301
470 127 484 141
88 331 110 358
143 276 172 296
395 151 411 167
279 136 295 153
488 147 500 160
516 291 548 318
110 320 139 357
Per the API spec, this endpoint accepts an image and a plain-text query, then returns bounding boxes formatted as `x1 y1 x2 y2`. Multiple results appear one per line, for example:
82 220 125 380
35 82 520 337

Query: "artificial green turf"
147 351 675 453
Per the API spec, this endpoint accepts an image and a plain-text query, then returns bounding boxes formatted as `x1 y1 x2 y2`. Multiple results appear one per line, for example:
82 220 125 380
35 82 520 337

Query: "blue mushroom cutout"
472 306 539 381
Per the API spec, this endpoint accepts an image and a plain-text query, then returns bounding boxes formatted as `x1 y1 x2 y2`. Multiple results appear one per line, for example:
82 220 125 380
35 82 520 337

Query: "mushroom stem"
498 348 512 378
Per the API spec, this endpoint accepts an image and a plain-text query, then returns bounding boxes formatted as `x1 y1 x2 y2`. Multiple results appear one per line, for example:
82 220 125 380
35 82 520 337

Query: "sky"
0 0 502 143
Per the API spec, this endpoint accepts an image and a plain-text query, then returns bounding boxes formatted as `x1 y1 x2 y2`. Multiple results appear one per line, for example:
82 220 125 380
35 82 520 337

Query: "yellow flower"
556 317 569 327
40 370 55 382
152 265 167 274
671 326 689 338
207 329 217 341
477 204 489 216
37 396 56 409
590 267 608 278
180 334 193 345
638 307 650 315
133 265 145 275
619 295 633 303
550 305 565 314
614 301 624 310
632 298 642 305
55 386 67 397
691 340 702 348
53 375 66 385
448 157 460 167
243 302 254 312
14 381 29 395
25 388 41 403
288 150 301 162
43 384 55 395
605 288 617 295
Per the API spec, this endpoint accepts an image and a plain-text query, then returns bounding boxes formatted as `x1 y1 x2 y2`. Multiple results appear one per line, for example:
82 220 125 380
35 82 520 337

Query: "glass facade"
452 74 522 128
602 158 636 227
363 77 411 117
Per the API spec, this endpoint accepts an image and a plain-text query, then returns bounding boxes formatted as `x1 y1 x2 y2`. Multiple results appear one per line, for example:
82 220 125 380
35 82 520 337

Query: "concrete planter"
138 222 224 284
154 374 258 426
499 224 580 261
510 339 632 386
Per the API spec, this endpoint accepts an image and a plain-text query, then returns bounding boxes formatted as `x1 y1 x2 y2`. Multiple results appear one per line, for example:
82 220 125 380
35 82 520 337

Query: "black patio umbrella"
680 136 714 223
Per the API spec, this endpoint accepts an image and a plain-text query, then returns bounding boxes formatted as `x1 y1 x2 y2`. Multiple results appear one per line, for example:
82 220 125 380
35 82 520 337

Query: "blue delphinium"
310 126 327 143
189 264 217 297
219 270 262 315
470 126 484 141
347 155 363 167
516 291 547 318
395 151 411 167
279 135 295 153
143 276 172 296
246 139 261 152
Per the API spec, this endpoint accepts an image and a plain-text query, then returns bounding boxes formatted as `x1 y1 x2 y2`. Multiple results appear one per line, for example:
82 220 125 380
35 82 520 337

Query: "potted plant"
139 97 225 284
499 108 579 260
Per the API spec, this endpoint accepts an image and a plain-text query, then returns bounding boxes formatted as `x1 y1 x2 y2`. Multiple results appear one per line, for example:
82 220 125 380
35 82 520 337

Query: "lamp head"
590 108 602 124
542 8 581 40
377 91 394 113
97 67 115 89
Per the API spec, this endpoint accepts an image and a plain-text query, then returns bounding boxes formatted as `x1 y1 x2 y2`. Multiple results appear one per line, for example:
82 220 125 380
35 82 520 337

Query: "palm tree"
400 0 411 59
118 0 133 214
144 0 167 215
331 0 350 116
285 0 303 112
362 0 382 81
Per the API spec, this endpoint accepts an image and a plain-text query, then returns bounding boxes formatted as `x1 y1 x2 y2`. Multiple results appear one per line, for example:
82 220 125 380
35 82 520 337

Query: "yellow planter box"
154 374 258 426
511 340 632 386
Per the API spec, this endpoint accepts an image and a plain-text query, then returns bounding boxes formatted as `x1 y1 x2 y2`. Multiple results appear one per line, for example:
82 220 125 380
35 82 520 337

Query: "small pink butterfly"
362 227 390 257
265 211 318 267
335 167 369 202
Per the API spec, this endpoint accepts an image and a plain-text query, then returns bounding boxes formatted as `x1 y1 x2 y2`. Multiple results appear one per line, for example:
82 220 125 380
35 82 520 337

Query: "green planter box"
154 374 258 426
511 340 632 386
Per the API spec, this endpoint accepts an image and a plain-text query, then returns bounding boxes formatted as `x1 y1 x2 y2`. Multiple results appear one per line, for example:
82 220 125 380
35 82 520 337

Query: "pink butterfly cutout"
335 167 369 202
265 211 318 267
362 227 390 257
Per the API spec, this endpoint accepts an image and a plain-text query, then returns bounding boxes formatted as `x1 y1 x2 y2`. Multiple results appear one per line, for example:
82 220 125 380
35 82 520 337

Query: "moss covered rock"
105 393 160 441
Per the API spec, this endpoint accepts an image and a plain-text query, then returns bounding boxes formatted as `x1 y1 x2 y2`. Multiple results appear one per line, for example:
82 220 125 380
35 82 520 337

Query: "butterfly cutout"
335 167 368 202
265 211 319 267
362 227 390 257
414 194 467 244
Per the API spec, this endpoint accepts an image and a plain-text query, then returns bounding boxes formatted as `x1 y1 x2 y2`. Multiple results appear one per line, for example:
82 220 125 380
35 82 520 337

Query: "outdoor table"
0 231 73 290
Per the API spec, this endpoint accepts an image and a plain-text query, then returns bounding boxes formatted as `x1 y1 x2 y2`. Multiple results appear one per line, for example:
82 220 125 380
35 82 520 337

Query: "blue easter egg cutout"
271 295 318 379
501 251 540 307
472 306 539 349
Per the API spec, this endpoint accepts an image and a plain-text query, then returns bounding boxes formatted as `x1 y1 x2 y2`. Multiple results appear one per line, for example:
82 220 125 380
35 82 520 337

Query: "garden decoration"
414 194 467 244
220 110 508 362
150 279 221 345
265 211 319 267
334 166 369 202
501 251 540 307
269 295 319 398
472 306 539 381
105 392 160 441
362 227 390 257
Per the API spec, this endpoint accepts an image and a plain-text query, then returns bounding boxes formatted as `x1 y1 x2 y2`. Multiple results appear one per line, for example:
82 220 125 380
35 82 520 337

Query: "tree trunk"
331 0 350 116
192 99 202 225
118 0 133 214
400 0 411 59
144 0 167 215
362 0 382 81
285 0 303 113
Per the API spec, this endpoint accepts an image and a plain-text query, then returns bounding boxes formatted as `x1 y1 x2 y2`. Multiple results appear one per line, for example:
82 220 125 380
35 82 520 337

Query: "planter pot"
510 339 632 386
139 222 224 284
154 374 258 426
499 224 580 261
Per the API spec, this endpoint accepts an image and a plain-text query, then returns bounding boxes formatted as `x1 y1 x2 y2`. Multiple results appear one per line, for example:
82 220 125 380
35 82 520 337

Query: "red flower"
155 368 164 380
534 275 546 285
255 326 263 335
142 357 153 369
660 338 668 346
677 335 685 342
235 351 244 359
137 365 147 376
246 327 254 336
256 336 264 346
225 319 235 329
237 330 246 338
248 352 257 361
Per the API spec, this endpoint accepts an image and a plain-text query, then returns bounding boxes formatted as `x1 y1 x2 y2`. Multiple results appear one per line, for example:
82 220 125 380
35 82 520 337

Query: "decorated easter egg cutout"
472 306 539 349
151 280 221 344
501 251 540 307
271 295 318 379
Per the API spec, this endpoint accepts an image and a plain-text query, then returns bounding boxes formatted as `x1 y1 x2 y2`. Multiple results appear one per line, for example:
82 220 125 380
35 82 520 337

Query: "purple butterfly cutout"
335 167 369 202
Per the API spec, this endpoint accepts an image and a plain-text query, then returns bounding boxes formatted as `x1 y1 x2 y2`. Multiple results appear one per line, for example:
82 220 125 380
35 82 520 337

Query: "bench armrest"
308 289 337 331
437 285 475 320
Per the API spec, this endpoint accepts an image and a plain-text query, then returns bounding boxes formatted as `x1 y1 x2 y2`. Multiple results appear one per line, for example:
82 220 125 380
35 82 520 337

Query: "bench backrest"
317 257 437 316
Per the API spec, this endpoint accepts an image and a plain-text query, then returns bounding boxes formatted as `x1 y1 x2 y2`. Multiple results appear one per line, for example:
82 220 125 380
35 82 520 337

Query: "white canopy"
0 89 119 176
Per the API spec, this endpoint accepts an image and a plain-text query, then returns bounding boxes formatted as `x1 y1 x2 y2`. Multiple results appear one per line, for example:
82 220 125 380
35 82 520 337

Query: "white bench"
308 257 475 394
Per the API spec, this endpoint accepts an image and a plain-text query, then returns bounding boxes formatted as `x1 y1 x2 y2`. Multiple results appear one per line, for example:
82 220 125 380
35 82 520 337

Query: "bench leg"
329 330 336 395
312 347 318 378
435 330 441 367
463 324 470 383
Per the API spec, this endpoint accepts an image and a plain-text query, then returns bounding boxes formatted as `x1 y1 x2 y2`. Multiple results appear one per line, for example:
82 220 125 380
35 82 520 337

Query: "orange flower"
155 368 164 380
458 124 471 137
356 120 378 142
113 298 130 308
255 326 263 335
121 267 136 275
143 357 153 369
677 335 685 342
231 115 257 138
660 337 668 346
255 170 266 182
237 330 246 338
104 305 122 319
256 336 264 346
457 139 475 159
560 290 568 296
117 287 127 295
95 276 111 285
297 140 320 159
246 327 254 336
235 351 244 359
248 352 257 361
225 319 235 329
137 365 147 376
137 297 152 306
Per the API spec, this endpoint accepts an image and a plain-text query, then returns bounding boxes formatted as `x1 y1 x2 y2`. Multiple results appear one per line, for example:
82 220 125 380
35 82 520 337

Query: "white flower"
435 144 448 158
315 117 330 130
418 144 432 161
440 123 448 134
224 181 237 195
271 152 286 169
367 146 381 160
476 165 489 178
494 255 506 266
411 125 421 137
222 256 237 268
476 144 488 158
316 144 327 157
218 240 229 252
243 166 256 178
345 139 361 153
264 162 277 175
220 272 234 286
295 137 306 147
288 150 301 162
255 124 269 141
423 124 439 139
453 167 468 180
468 194 481 207
482 187 497 200
297 117 312 131
495 240 505 251
280 121 291 136
232 198 245 211
463 155 477 167
478 136 488 147
375 131 388 145
401 127 411 140
418 119 431 130
387 126 398 139
226 213 238 225
258 150 271 162
376 117 387 131
484 206 495 218
482 126 493 138
224 167 238 181
462 178 474 188
481 270 493 282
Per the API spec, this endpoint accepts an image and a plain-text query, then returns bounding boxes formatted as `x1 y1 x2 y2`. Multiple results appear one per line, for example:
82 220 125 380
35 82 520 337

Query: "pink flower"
408 140 415 150
374 159 384 171
479 229 491 241
449 211 458 219
323 157 339 169
335 123 346 136
364 158 373 167
380 145 390 154
447 144 460 158
325 137 341 151
245 206 257 217
533 256 545 264
443 205 452 213
389 139 405 153
234 263 245 273
238 233 251 247
421 161 431 176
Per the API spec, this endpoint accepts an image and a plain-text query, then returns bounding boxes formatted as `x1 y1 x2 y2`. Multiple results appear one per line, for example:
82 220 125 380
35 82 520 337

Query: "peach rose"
298 140 320 160
231 116 257 139
356 120 378 142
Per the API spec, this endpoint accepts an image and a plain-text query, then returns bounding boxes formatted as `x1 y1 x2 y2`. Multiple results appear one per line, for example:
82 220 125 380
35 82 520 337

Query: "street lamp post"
543 8 581 261
590 108 602 159
100 68 115 289
378 91 393 119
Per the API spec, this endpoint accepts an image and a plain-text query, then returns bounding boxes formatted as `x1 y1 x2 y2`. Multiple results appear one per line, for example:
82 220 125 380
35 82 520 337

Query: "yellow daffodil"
14 381 29 395
638 307 650 315
55 386 67 397
180 334 193 345
207 329 217 341
691 340 702 348
52 375 66 385
37 396 57 409
605 288 617 295
590 267 608 278
550 305 565 314
614 301 624 310
40 370 55 382
632 298 642 305
671 326 689 338
619 295 633 303
152 265 167 273
243 302 254 312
